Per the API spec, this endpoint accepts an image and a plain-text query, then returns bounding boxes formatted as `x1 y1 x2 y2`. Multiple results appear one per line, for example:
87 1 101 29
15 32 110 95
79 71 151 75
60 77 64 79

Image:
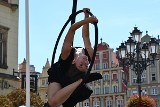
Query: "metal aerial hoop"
51 0 98 80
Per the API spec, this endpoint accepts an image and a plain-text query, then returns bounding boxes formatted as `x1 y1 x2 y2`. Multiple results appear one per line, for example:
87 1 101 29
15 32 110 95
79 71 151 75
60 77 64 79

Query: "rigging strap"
71 0 78 25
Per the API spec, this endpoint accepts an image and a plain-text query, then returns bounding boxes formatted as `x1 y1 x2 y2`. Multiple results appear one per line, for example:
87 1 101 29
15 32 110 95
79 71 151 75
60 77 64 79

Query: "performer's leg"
47 79 82 107
62 85 93 107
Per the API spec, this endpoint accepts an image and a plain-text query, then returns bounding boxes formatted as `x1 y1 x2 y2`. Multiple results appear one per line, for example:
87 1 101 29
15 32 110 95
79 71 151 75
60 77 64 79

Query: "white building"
0 0 19 95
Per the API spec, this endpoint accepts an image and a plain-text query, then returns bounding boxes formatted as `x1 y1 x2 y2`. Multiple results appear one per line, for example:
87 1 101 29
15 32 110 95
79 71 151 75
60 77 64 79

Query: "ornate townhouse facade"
78 42 126 107
38 58 50 103
0 0 19 95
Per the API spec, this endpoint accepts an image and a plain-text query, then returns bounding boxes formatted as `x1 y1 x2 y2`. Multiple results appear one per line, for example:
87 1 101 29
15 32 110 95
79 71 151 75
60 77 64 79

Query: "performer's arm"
61 16 98 60
82 8 98 59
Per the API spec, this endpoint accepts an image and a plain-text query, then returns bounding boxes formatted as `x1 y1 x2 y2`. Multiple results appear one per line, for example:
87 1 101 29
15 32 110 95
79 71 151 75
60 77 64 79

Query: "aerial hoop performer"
45 7 102 107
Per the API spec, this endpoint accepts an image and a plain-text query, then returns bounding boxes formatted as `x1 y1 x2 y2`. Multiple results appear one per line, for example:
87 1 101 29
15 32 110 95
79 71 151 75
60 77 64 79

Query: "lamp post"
117 27 159 106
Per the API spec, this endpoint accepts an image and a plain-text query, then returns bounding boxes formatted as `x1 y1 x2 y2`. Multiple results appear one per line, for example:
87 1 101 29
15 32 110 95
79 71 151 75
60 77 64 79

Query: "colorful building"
78 41 126 107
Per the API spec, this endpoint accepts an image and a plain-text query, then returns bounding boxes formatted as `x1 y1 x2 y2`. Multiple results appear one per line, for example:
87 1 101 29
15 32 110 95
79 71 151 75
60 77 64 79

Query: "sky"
18 0 160 73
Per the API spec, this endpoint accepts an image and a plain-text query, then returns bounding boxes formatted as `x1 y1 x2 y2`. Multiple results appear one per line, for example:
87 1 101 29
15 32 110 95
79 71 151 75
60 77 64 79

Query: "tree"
0 95 13 107
7 89 25 106
6 89 44 107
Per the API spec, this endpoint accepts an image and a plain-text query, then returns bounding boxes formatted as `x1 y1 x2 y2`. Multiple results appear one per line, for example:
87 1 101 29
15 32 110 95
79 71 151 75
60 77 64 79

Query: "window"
95 54 99 60
150 61 156 67
0 25 8 69
141 74 146 82
1 0 8 2
151 88 158 95
46 79 48 84
84 102 89 107
104 74 109 81
112 74 117 80
30 80 35 89
142 89 147 95
96 63 100 70
106 100 112 107
95 87 100 95
104 87 109 94
132 90 137 95
4 81 9 89
103 63 107 69
113 85 118 93
0 33 4 65
0 80 2 89
0 80 9 89
103 52 107 59
117 100 123 107
132 75 137 83
42 80 45 85
151 74 156 81
94 101 100 107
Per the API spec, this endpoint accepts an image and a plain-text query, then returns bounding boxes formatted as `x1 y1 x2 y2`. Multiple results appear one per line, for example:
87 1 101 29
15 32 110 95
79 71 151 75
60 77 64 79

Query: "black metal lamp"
141 43 149 59
149 38 159 55
117 42 126 59
125 37 136 63
130 27 142 42
141 43 149 69
117 27 159 106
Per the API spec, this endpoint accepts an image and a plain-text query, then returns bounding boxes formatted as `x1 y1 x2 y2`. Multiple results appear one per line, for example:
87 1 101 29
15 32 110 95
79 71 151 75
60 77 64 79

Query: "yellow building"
38 58 50 103
0 0 19 95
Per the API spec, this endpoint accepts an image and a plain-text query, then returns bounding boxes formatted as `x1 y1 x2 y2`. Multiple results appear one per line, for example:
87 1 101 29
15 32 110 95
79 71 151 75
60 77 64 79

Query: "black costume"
47 47 102 107
48 47 90 85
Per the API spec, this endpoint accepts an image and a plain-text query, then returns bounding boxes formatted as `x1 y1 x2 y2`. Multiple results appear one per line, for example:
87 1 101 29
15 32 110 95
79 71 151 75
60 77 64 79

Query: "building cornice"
0 73 19 80
128 83 160 88
91 92 126 98
0 1 18 12
92 67 123 73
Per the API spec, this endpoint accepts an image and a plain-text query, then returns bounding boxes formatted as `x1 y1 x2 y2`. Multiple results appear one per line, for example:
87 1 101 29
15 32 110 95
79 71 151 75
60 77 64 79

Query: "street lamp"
117 27 159 105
